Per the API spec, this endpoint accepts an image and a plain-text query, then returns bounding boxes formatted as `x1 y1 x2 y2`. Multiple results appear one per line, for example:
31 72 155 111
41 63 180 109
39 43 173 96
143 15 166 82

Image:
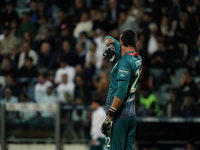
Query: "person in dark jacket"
18 57 38 78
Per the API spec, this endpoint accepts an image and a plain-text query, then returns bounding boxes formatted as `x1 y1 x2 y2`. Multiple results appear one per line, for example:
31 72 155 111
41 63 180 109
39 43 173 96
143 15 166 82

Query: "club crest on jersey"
119 68 129 76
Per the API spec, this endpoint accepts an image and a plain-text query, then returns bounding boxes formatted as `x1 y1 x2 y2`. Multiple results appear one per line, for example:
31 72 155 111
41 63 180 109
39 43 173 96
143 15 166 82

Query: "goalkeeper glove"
103 43 116 62
101 107 117 135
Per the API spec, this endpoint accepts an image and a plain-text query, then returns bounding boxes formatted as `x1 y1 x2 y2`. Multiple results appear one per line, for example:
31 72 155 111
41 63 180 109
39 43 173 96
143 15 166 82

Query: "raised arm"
103 36 121 62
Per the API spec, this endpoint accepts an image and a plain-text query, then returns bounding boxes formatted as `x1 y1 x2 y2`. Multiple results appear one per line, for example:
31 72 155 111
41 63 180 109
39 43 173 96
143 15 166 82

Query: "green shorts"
89 136 105 150
105 115 136 150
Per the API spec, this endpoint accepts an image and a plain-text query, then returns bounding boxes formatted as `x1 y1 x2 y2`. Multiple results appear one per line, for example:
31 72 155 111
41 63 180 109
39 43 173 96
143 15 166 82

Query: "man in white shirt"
90 99 106 150
54 59 76 84
18 41 38 69
147 23 158 56
34 74 52 102
1 87 18 126
39 86 57 118
57 74 75 103
1 87 18 103
73 11 93 38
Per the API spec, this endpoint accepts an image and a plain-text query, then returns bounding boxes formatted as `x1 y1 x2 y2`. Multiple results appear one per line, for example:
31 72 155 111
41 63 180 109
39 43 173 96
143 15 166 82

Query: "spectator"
1 87 18 103
0 57 17 77
118 11 141 34
33 86 56 130
29 0 38 20
95 72 110 105
23 31 34 45
107 0 121 28
85 41 97 69
42 86 57 104
18 57 38 78
56 24 75 51
1 87 18 127
10 19 20 37
139 12 152 38
85 41 98 84
0 26 18 55
73 11 93 38
160 15 177 38
90 99 106 150
18 41 38 69
6 75 21 96
180 96 198 117
18 93 36 126
164 44 184 74
38 42 56 74
33 1 53 23
37 15 54 36
59 40 75 66
137 86 159 116
72 0 86 22
35 27 55 51
175 12 198 57
57 74 75 103
56 10 72 36
93 60 112 88
94 29 107 69
128 0 144 24
179 72 198 101
165 0 182 21
75 64 85 77
1 1 19 26
187 60 200 77
89 8 98 22
9 46 20 67
149 41 168 89
74 75 91 104
147 23 159 56
78 32 92 52
34 74 52 102
73 42 86 66
186 141 196 150
92 9 110 36
165 89 182 117
18 12 36 39
54 58 76 84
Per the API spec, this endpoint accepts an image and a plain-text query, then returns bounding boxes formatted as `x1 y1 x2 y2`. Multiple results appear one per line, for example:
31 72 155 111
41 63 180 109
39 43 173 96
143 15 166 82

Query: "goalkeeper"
101 30 142 150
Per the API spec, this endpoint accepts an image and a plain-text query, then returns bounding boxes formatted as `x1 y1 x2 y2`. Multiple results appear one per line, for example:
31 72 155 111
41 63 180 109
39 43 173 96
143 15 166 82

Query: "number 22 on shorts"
105 137 111 148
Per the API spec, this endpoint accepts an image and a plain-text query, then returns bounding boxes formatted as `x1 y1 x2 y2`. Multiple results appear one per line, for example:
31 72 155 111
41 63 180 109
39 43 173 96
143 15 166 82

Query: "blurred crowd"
0 0 200 129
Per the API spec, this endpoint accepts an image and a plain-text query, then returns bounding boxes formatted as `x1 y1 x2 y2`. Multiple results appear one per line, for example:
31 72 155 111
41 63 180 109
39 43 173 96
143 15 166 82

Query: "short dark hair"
120 30 137 47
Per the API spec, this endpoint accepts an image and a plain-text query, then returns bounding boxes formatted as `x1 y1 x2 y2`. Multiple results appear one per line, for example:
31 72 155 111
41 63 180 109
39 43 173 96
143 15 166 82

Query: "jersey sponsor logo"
135 60 142 67
126 95 135 102
118 68 129 76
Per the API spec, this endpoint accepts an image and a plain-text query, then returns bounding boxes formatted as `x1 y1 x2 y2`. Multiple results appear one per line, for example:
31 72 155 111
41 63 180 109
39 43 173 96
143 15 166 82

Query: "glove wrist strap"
107 107 117 118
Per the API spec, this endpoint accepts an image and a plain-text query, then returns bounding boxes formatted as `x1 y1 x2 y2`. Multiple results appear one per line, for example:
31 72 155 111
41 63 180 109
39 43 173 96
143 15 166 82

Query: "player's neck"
121 46 136 56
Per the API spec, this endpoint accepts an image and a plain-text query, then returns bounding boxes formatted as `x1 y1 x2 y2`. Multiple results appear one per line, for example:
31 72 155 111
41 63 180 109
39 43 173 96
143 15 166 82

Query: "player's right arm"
103 36 121 62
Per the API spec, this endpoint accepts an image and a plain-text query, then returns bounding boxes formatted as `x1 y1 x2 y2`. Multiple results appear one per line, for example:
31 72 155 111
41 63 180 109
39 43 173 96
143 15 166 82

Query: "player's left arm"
101 80 129 136
101 59 131 135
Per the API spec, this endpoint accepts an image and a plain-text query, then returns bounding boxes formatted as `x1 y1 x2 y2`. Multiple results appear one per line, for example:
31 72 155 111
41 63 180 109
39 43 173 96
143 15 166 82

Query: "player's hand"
101 115 113 135
103 46 116 62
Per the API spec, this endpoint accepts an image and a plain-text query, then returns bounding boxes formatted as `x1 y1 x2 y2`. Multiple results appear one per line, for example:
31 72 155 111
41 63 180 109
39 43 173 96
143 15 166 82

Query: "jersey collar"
122 51 139 57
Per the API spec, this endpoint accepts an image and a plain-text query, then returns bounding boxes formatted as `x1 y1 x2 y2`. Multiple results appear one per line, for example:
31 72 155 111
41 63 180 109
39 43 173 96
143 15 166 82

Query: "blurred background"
0 0 200 150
